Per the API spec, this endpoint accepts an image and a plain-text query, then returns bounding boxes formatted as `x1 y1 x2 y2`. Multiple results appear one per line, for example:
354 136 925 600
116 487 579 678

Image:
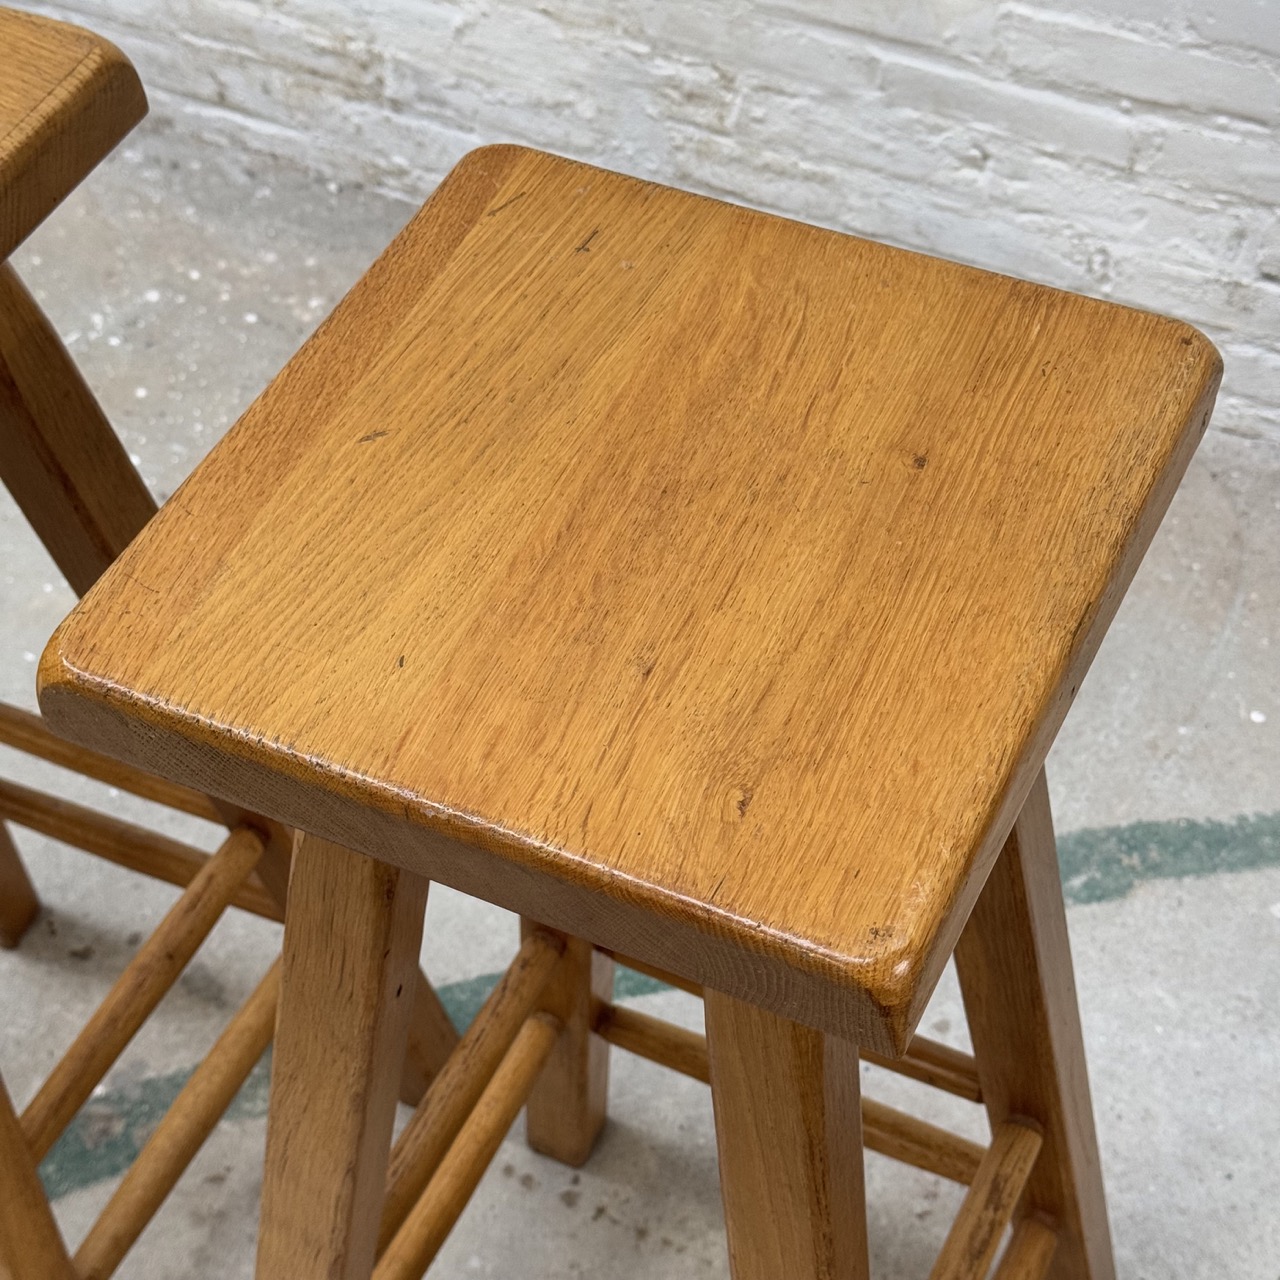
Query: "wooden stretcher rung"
375 1012 561 1280
929 1119 1045 1280
594 1002 710 1082
600 948 704 997
861 1097 986 1186
993 1214 1059 1280
592 1002 987 1186
380 928 565 1249
862 1035 983 1103
19 826 265 1160
0 774 282 922
596 947 980 1103
0 701 220 822
73 960 281 1280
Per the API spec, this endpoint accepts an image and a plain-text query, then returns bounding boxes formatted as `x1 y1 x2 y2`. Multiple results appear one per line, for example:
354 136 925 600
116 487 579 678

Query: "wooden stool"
38 145 1221 1279
0 12 457 1275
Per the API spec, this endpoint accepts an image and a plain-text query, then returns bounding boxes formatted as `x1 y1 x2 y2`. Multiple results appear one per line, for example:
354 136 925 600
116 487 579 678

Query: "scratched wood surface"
0 7 146 261
39 145 1220 1049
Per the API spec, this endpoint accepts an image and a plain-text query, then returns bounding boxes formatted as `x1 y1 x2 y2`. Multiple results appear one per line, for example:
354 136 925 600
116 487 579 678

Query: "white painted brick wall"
16 0 1280 442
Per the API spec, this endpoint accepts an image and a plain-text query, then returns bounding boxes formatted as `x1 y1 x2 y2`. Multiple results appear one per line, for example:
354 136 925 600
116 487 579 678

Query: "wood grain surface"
0 7 146 260
39 145 1221 1049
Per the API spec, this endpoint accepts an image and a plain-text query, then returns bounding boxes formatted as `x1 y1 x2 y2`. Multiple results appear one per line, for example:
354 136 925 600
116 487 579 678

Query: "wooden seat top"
39 146 1219 1050
0 7 145 261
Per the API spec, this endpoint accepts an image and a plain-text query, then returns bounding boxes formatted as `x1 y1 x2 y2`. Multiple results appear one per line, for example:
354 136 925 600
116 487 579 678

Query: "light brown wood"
374 1013 561 1280
994 1216 1060 1280
0 262 156 597
860 1098 986 1187
0 701 221 822
588 999 984 1185
0 8 146 260
929 1120 1044 1280
862 1035 983 1104
0 820 39 948
256 833 428 1280
955 771 1115 1280
380 927 563 1250
593 1002 711 1083
20 825 264 1160
75 959 281 1280
39 145 1221 1049
399 971 461 1107
522 925 612 1166
0 1074 75 1280
0 773 282 922
705 990 869 1280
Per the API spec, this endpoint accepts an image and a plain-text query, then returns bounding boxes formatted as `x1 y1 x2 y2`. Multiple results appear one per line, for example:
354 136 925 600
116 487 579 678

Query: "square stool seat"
0 8 145 261
38 144 1220 1054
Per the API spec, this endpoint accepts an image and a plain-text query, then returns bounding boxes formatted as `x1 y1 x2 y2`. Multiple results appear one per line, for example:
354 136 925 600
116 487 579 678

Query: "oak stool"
0 13 456 1276
38 145 1221 1279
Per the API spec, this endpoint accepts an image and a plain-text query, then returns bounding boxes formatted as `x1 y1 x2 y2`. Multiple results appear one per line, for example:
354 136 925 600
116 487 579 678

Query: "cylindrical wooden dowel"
602 950 704 997
20 826 265 1160
862 1034 983 1104
73 960 281 1280
379 928 564 1249
591 1001 986 1186
929 1120 1045 1280
0 701 221 822
593 1002 710 1083
375 1013 561 1280
993 1215 1059 1280
0 775 281 923
0 1074 75 1279
861 1097 986 1186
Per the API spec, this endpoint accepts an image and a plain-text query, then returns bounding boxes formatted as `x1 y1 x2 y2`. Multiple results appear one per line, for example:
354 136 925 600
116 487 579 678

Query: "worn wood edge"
0 17 147 260
34 678 905 1052
893 351 1222 1039
0 700 221 822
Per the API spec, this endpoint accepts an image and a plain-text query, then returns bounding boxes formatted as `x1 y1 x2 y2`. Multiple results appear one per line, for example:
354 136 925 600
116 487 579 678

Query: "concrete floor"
1 119 1277 1278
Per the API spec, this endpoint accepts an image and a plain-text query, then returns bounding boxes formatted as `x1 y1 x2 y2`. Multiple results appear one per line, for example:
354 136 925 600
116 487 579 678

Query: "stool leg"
521 923 613 1166
256 834 428 1280
705 991 869 1280
0 1075 75 1279
955 768 1115 1280
0 822 40 948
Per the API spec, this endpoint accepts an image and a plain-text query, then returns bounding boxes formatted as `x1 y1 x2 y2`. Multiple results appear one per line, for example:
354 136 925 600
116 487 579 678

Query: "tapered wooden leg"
705 991 869 1280
521 923 613 1166
0 821 39 948
955 768 1115 1280
256 834 428 1280
0 1074 74 1279
398 969 461 1105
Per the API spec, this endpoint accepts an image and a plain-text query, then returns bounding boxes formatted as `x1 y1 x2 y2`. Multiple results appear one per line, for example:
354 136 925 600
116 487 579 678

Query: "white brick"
18 0 1280 446
999 9 1280 124
1187 0 1280 61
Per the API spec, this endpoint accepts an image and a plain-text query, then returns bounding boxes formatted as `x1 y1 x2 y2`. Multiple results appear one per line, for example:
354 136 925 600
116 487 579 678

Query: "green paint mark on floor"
1058 809 1280 905
37 809 1280 1201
